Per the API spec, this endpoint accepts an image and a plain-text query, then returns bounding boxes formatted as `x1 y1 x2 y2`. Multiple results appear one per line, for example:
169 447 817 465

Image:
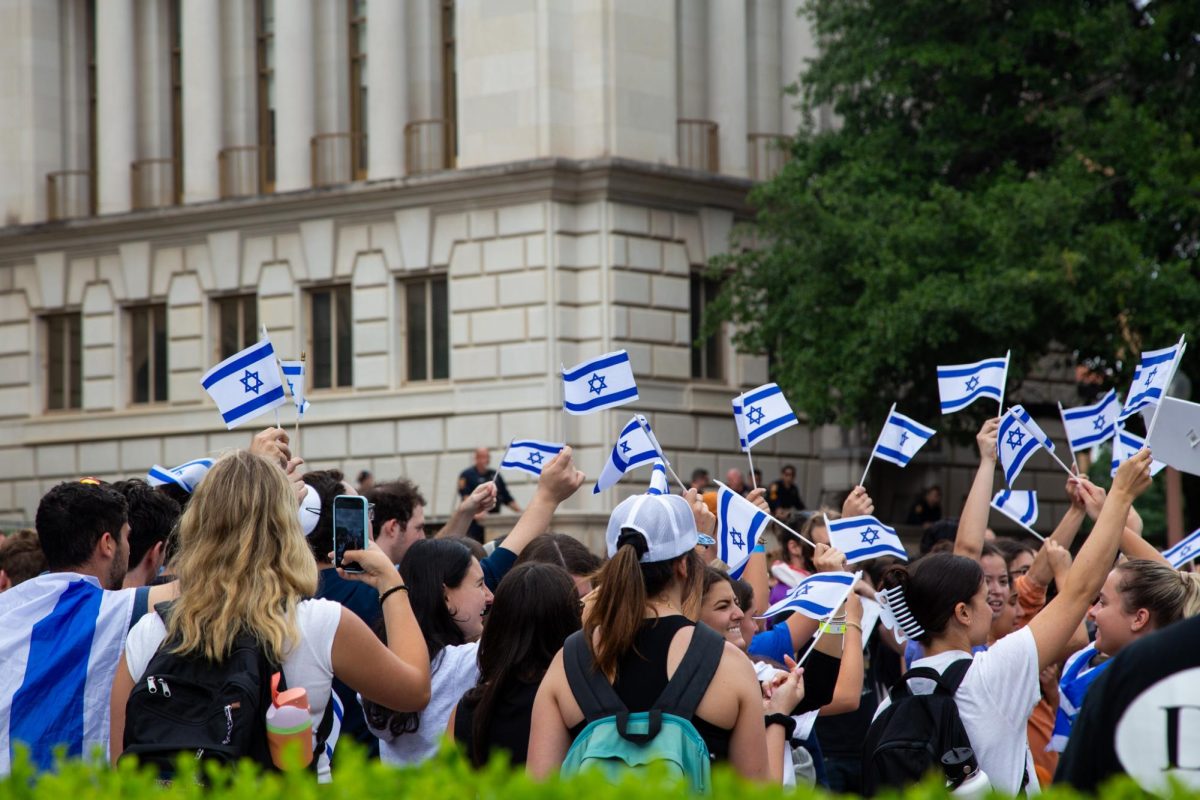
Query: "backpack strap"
893 658 973 699
129 586 151 632
938 658 972 695
563 630 628 723
653 622 725 719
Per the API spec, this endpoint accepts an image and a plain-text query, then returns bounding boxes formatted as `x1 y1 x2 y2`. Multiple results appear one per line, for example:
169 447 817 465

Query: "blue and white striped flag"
147 458 214 494
499 439 565 476
731 398 749 451
998 407 1048 486
1110 427 1166 478
646 460 670 495
1163 527 1200 568
734 383 798 449
758 571 859 621
1061 389 1118 452
713 481 769 576
870 408 936 468
0 574 137 774
937 354 1009 414
1119 338 1185 422
594 415 659 494
562 350 639 415
1010 405 1055 451
280 360 310 416
200 340 287 430
827 515 909 564
991 490 1038 528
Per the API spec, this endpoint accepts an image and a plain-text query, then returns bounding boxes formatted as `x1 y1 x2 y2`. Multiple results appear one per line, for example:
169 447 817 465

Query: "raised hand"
1111 448 1153 500
536 446 586 504
977 417 1000 463
684 487 717 536
249 426 291 468
842 485 874 518
812 543 848 573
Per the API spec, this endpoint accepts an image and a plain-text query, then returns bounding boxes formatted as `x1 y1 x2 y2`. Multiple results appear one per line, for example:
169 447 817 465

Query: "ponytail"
880 553 982 645
1181 571 1200 620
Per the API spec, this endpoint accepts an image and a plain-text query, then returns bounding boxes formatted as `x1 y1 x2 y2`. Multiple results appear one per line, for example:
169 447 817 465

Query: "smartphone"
332 495 369 573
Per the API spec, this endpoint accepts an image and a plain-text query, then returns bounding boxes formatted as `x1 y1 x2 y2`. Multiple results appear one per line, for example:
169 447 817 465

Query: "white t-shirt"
371 642 479 766
873 627 1041 795
124 598 343 781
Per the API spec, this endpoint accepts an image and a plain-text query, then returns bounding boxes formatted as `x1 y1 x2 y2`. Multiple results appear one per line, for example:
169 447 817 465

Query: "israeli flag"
1119 338 1185 422
280 360 310 416
1110 426 1166 479
1163 527 1200 568
937 354 1008 414
562 350 639 415
0 574 137 775
827 515 909 564
713 482 770 575
991 490 1038 527
758 571 859 621
1061 389 1118 452
870 409 936 468
200 340 287 430
1010 405 1055 451
499 439 564 477
998 407 1047 486
147 458 214 494
734 383 798 449
594 415 660 494
731 398 749 451
646 460 670 495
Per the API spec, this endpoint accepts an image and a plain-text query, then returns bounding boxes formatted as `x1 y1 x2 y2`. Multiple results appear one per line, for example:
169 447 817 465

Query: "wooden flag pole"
746 447 758 491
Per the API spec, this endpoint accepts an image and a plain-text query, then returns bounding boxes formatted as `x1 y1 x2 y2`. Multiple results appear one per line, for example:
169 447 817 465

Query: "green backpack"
560 623 725 793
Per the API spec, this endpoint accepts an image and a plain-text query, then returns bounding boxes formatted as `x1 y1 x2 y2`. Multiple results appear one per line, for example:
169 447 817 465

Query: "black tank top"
568 615 733 760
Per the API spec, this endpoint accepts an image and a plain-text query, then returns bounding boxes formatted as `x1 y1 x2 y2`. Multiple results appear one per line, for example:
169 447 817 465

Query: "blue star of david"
729 529 745 548
1144 367 1158 387
1005 429 1026 450
527 451 545 466
747 406 766 426
1180 544 1191 557
796 584 812 596
240 369 263 395
1093 415 1105 431
620 440 631 455
899 431 909 448
587 372 607 395
965 375 980 392
286 379 295 395
860 527 881 545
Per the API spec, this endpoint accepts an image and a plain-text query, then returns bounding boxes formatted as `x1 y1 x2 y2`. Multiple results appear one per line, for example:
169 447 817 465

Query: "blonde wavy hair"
166 450 318 662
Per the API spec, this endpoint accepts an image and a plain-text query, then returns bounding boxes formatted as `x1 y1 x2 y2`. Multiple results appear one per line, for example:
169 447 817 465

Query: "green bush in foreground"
0 742 1193 800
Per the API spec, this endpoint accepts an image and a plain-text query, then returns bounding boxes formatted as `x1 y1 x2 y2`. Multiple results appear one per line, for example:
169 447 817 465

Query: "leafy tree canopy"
710 0 1200 431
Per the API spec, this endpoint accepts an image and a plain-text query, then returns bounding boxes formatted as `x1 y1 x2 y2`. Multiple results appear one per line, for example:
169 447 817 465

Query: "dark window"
309 285 353 389
689 273 722 380
405 276 449 382
215 294 259 361
46 313 82 411
255 0 275 192
130 304 168 404
349 0 368 178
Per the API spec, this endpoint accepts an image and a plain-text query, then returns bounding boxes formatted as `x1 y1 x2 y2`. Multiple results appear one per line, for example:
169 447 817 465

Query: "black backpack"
861 659 973 795
121 603 331 779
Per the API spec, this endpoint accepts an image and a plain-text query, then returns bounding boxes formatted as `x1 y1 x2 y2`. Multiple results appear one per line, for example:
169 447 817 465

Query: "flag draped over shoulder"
562 350 639 415
759 571 858 620
499 440 564 476
826 515 909 564
937 355 1008 414
1062 389 1118 451
200 340 287 429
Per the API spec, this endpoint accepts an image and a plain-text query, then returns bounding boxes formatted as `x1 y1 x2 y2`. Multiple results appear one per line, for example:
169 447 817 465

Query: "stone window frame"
305 283 354 390
126 302 169 405
43 311 83 412
399 272 449 384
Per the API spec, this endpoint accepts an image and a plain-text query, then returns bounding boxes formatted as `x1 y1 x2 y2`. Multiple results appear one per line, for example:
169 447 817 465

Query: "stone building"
0 0 1074 543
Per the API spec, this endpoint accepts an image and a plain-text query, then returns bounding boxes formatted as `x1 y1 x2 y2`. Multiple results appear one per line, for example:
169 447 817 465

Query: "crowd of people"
0 421 1197 796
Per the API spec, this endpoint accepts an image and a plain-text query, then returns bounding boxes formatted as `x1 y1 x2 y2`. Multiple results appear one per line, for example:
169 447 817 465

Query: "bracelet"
845 621 863 634
764 713 797 740
820 622 846 635
379 584 409 605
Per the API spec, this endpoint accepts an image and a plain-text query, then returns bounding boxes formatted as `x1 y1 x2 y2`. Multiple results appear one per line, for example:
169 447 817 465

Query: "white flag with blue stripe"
827 515 909 564
998 407 1047 486
991 490 1038 528
1110 427 1166 478
937 354 1009 414
734 383 798 449
646 460 670 495
870 408 936 468
562 350 639 415
1119 338 1185 422
1163 527 1200 568
713 481 770 575
594 415 660 493
280 360 310 416
0 574 137 775
1061 389 1118 452
499 439 565 476
758 571 859 621
1010 405 1055 451
200 340 287 429
731 398 749 451
147 458 214 494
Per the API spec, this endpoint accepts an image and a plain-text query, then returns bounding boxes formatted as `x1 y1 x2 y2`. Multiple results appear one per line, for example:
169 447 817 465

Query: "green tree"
710 0 1200 431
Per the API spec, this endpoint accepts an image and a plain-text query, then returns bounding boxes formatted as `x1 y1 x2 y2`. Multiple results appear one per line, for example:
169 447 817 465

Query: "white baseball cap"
606 493 708 563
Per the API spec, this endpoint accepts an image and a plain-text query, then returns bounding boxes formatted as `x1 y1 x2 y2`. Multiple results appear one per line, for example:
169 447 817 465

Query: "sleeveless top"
567 615 733 760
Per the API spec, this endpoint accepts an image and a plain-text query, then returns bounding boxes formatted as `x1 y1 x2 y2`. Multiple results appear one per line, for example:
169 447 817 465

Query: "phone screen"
333 500 366 572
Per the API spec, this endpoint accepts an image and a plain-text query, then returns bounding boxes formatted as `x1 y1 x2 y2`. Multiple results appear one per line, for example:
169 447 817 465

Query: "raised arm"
955 417 1000 560
1027 450 1153 670
1025 480 1086 589
1075 479 1171 567
818 592 864 715
438 481 498 539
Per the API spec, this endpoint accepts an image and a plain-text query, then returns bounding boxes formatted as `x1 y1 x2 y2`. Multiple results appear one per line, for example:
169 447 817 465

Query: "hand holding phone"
332 495 369 573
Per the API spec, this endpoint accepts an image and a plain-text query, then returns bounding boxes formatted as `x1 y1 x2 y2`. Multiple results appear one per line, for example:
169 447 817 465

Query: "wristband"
764 713 797 740
845 621 863 634
820 622 846 635
752 542 766 554
379 584 409 605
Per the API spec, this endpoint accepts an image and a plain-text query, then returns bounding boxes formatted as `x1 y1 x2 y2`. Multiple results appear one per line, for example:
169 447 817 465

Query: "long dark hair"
363 538 474 736
461 562 581 766
880 553 982 646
